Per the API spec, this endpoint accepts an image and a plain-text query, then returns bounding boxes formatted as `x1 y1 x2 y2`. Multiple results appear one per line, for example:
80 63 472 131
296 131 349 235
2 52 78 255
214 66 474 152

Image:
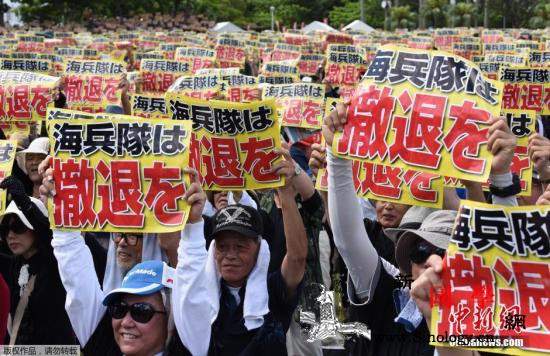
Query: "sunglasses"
108 301 166 323
410 241 446 265
0 217 29 238
112 233 143 246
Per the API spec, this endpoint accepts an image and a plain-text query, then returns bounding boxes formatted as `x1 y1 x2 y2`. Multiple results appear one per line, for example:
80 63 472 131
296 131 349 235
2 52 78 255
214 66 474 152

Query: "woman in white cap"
0 176 76 345
16 137 49 199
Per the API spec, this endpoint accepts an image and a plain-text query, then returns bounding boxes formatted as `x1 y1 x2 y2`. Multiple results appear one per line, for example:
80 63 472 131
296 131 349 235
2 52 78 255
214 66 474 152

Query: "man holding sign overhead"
172 145 309 355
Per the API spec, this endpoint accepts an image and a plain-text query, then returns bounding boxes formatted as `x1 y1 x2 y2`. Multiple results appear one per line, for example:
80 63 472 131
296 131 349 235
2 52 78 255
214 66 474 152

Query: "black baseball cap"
211 204 263 240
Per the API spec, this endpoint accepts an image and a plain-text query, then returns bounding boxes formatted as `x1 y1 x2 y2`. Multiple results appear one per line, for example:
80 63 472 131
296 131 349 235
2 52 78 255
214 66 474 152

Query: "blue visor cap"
102 260 175 306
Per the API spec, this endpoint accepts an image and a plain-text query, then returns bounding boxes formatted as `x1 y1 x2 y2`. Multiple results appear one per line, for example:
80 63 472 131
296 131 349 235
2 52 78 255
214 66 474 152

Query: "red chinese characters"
52 158 188 229
192 134 281 189
240 137 280 183
64 75 119 109
216 46 245 65
437 249 550 351
298 61 321 76
0 84 52 120
53 158 96 227
143 161 186 225
228 88 260 103
494 259 550 337
199 136 245 188
276 98 322 128
337 87 492 177
438 252 497 336
503 83 546 112
390 93 445 169
97 160 145 228
189 58 214 73
442 100 491 175
353 162 440 203
337 85 396 160
141 72 177 93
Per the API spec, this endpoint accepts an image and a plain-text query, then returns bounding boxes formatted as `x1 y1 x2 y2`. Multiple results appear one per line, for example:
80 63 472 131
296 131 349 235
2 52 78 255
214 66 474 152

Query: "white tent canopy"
302 21 338 34
211 22 244 33
343 20 375 33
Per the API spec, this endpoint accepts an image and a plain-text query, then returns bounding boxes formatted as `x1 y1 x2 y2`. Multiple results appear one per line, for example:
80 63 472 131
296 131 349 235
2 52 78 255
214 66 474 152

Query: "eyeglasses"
108 301 166 323
112 233 143 246
410 241 446 265
0 218 29 238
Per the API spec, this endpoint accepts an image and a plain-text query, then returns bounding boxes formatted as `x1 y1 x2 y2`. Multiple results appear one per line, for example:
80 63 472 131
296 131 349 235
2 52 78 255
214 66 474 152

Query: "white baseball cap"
0 197 48 230
16 137 50 174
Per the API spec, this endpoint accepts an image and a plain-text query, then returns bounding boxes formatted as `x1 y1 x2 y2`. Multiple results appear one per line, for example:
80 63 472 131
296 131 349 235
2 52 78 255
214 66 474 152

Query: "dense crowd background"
0 11 547 356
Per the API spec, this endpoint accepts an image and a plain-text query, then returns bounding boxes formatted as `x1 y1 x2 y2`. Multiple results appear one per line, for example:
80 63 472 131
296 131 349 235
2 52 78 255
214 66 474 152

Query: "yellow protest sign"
500 67 550 114
63 59 125 113
271 43 301 62
166 74 223 100
484 43 516 54
0 59 52 74
333 45 504 183
165 95 284 190
174 47 216 73
443 110 535 198
499 109 536 197
260 60 299 84
129 93 169 119
516 40 540 52
16 35 46 53
482 30 504 44
159 43 181 59
407 36 433 50
196 67 240 76
431 200 549 356
479 62 502 80
221 75 260 102
453 41 482 61
215 38 246 69
317 99 444 208
325 44 368 87
316 160 444 208
0 140 16 214
298 54 324 76
139 59 192 93
485 53 527 66
262 83 325 129
48 111 193 233
528 51 550 67
0 76 56 121
434 29 460 51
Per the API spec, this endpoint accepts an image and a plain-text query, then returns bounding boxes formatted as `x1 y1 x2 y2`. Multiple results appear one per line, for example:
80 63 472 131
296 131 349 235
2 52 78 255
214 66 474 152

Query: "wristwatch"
489 173 521 197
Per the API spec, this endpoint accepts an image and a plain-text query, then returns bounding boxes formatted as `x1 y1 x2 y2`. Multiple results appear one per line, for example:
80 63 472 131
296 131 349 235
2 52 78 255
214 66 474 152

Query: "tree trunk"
0 0 4 27
484 0 489 28
173 0 182 16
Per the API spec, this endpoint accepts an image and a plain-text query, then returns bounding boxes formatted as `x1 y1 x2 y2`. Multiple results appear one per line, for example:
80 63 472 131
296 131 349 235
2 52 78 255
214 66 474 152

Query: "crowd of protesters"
0 26 548 356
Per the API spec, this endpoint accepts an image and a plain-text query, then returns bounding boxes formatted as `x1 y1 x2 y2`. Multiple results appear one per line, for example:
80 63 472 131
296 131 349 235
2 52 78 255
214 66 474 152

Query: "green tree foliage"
451 2 477 27
529 0 550 29
328 0 384 29
421 0 448 28
390 5 417 30
16 0 188 23
486 0 540 28
11 0 550 30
